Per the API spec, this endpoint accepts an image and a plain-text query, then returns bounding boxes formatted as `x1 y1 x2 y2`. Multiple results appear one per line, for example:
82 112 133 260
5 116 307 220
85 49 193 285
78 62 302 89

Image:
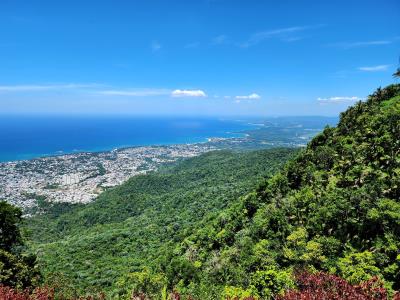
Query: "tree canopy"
0 201 23 252
162 84 400 298
0 201 40 289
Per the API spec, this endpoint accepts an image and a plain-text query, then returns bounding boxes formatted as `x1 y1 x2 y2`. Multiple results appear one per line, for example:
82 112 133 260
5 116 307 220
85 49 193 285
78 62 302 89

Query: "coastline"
0 134 241 164
0 142 219 210
0 115 336 211
0 116 259 163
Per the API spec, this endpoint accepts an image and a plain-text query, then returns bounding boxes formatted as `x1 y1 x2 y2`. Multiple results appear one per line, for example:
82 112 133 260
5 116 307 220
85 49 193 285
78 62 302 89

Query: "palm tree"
394 68 400 78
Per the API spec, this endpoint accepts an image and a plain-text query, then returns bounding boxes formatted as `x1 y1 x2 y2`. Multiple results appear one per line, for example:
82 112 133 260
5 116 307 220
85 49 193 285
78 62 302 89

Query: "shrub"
279 271 390 300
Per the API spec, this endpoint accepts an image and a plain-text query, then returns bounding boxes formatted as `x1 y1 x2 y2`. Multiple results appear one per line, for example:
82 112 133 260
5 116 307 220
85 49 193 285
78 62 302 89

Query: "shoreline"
0 120 256 164
0 142 220 210
0 134 238 165
0 115 264 164
0 116 333 209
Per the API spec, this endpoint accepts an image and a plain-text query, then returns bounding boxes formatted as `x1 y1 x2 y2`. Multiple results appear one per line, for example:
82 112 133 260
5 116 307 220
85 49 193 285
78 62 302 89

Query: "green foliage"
115 268 167 299
0 201 23 251
25 148 296 295
394 67 400 78
19 84 400 298
162 84 400 298
0 201 40 289
0 250 40 289
250 269 294 298
337 251 381 284
222 285 256 299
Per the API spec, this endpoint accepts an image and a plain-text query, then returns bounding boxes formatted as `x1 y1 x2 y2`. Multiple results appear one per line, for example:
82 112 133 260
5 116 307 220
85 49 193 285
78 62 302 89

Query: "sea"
0 115 260 162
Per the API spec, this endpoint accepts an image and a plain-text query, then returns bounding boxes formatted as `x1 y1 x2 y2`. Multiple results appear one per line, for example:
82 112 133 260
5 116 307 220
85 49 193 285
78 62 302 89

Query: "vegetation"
161 84 400 298
1 84 399 299
394 68 400 78
1 272 398 300
25 148 296 296
0 285 107 300
278 271 400 300
0 201 40 289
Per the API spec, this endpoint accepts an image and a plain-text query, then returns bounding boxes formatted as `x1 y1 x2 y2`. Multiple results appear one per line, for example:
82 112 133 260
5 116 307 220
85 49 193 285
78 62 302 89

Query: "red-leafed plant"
0 285 107 300
278 271 394 300
0 286 54 300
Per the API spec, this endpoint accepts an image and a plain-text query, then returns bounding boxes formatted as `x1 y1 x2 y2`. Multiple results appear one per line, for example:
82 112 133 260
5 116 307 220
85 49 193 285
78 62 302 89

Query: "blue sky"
0 0 399 116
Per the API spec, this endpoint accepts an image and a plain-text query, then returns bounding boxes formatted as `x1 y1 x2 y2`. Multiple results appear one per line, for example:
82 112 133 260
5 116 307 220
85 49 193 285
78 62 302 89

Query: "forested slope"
163 84 400 298
22 84 400 299
25 148 296 296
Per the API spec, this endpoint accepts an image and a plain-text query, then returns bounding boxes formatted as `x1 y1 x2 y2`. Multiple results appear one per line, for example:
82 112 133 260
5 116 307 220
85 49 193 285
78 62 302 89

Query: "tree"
0 201 23 252
394 68 400 78
115 268 167 299
0 201 40 288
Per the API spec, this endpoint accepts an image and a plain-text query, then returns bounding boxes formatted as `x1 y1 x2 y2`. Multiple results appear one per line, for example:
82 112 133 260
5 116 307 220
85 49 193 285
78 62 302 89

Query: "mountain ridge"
161 84 400 298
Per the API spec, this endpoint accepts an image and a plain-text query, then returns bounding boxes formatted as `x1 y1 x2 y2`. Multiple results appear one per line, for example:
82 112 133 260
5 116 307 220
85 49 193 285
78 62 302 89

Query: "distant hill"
165 84 400 298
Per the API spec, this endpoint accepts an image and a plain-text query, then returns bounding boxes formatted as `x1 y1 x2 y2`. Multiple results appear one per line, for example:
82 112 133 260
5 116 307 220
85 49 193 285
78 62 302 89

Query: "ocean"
0 115 258 162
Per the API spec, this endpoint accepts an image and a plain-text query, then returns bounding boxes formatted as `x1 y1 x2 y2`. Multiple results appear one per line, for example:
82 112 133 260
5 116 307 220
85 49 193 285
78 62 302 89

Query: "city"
0 143 215 211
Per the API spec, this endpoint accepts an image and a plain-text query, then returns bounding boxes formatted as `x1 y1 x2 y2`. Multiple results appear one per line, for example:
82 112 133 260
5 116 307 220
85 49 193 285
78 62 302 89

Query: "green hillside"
22 84 400 299
164 84 400 298
25 148 296 296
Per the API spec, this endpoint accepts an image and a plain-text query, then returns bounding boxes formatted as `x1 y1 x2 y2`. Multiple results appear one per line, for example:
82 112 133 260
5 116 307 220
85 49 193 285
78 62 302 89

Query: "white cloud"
358 64 390 72
0 83 99 92
282 36 304 42
235 93 261 100
98 89 170 97
317 96 363 103
212 35 228 45
241 25 320 47
151 40 161 52
171 89 207 98
328 40 392 49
